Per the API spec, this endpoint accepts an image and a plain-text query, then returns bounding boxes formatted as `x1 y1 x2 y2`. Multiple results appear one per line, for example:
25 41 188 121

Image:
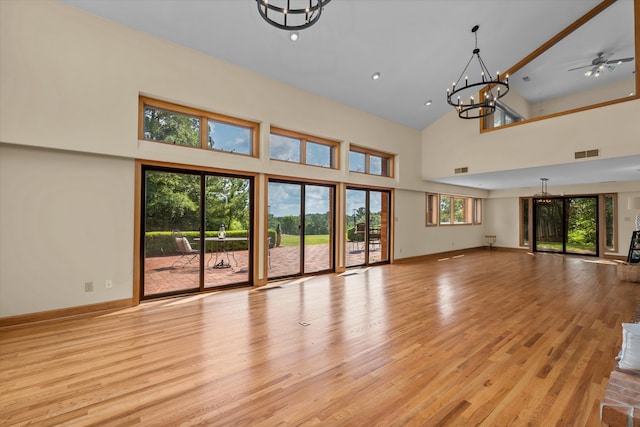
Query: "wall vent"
454 167 469 174
575 149 600 159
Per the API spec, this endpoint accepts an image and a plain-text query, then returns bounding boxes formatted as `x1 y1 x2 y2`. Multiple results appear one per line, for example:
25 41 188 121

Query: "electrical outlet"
105 280 113 289
84 281 94 292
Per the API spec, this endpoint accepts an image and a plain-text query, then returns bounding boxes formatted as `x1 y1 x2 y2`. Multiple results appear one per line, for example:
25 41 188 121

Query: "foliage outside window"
269 127 338 169
139 97 259 157
604 193 616 252
439 195 476 225
349 146 393 177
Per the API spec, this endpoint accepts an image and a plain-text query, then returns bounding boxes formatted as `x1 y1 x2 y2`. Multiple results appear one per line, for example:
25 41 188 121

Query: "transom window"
269 127 338 169
139 97 259 157
349 146 393 177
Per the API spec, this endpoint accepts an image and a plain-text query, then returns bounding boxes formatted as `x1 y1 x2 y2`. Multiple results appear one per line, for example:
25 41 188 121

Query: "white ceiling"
57 0 639 190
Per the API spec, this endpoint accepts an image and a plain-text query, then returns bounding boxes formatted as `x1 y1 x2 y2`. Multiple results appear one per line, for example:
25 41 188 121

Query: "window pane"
349 151 366 173
453 197 465 223
522 198 529 245
426 193 437 226
604 194 615 250
270 134 301 162
144 106 200 147
440 197 451 224
207 120 252 155
473 198 482 224
370 155 382 175
306 141 332 168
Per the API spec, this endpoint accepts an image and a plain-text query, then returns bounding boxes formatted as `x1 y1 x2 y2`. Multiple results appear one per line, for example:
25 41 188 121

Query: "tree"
144 107 200 147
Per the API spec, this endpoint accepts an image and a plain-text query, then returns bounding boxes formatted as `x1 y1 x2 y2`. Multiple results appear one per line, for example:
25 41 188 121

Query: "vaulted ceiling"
57 0 639 189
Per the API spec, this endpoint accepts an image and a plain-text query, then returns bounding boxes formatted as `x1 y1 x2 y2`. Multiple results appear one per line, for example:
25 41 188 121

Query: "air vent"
575 149 600 159
454 167 469 174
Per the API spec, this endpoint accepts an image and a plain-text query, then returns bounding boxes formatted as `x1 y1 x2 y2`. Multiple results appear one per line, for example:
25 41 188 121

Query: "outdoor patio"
143 243 383 296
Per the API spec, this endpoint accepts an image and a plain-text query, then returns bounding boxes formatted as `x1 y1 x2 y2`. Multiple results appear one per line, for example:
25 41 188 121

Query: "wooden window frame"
425 193 438 226
349 145 394 178
269 127 340 169
139 96 260 157
438 194 475 226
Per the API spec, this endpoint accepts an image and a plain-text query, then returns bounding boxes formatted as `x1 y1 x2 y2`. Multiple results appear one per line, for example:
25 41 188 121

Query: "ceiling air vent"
575 149 600 159
454 167 469 174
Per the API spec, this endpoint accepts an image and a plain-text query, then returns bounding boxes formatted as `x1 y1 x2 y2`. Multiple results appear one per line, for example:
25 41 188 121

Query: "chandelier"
534 178 553 204
447 25 509 119
256 0 332 31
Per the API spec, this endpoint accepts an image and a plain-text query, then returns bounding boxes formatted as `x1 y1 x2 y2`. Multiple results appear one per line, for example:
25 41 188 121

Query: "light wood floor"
1 250 639 426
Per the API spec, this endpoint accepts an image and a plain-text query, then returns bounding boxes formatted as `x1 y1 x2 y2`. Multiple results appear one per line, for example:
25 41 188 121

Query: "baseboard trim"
394 246 528 264
0 298 134 329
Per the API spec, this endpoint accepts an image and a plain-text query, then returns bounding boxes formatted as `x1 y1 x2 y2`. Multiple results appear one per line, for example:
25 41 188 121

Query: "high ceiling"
57 0 639 189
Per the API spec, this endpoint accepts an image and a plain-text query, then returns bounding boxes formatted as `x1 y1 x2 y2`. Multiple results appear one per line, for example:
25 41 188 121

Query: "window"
349 146 393 177
425 193 438 226
438 195 477 225
485 102 524 129
139 97 259 156
269 127 338 169
473 198 483 225
520 197 531 246
603 193 616 252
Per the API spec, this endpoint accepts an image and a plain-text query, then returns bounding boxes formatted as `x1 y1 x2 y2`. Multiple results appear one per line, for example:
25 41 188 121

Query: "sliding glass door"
346 188 391 267
534 196 598 256
267 180 334 280
141 166 253 299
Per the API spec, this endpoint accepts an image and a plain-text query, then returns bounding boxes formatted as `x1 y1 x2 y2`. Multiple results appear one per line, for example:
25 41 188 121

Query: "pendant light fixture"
446 25 509 119
534 178 553 204
256 0 332 31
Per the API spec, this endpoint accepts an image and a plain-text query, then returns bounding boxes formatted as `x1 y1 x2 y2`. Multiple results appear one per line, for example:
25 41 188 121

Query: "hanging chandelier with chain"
256 0 331 31
447 25 509 119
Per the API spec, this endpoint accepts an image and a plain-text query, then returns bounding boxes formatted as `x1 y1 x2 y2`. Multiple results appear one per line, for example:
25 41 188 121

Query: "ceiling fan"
568 52 634 77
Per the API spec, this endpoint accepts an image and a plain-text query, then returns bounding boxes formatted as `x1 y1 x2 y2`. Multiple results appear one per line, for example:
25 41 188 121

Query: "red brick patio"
143 243 383 296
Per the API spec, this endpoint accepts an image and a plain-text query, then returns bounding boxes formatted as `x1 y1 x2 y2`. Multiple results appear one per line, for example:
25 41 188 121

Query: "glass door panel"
304 185 333 274
534 199 564 253
534 196 599 256
566 197 597 255
143 170 201 297
268 182 302 278
346 189 366 267
369 191 390 264
204 175 251 288
346 188 391 267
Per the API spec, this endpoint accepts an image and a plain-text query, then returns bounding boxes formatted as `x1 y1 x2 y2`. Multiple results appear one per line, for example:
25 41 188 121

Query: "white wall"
421 98 640 181
0 145 134 317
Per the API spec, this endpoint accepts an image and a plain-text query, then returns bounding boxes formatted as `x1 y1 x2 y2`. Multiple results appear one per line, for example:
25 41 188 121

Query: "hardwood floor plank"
1 250 638 426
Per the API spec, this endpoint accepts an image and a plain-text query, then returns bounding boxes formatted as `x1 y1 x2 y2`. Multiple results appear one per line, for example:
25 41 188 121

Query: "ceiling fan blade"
606 57 634 64
567 64 593 71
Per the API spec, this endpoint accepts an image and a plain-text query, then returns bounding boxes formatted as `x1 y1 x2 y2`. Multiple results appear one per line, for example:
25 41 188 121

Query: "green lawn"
279 234 329 247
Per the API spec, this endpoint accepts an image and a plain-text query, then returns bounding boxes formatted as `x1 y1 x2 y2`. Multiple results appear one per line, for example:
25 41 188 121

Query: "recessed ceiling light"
371 72 380 80
425 100 432 106
289 31 299 41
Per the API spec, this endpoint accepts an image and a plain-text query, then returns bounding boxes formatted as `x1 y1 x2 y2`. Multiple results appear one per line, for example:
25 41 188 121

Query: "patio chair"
353 222 366 251
171 230 199 267
369 226 381 251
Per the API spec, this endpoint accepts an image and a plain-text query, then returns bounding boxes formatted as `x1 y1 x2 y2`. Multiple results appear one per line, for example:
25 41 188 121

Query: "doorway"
534 196 598 256
267 180 335 280
141 166 253 299
345 188 391 267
